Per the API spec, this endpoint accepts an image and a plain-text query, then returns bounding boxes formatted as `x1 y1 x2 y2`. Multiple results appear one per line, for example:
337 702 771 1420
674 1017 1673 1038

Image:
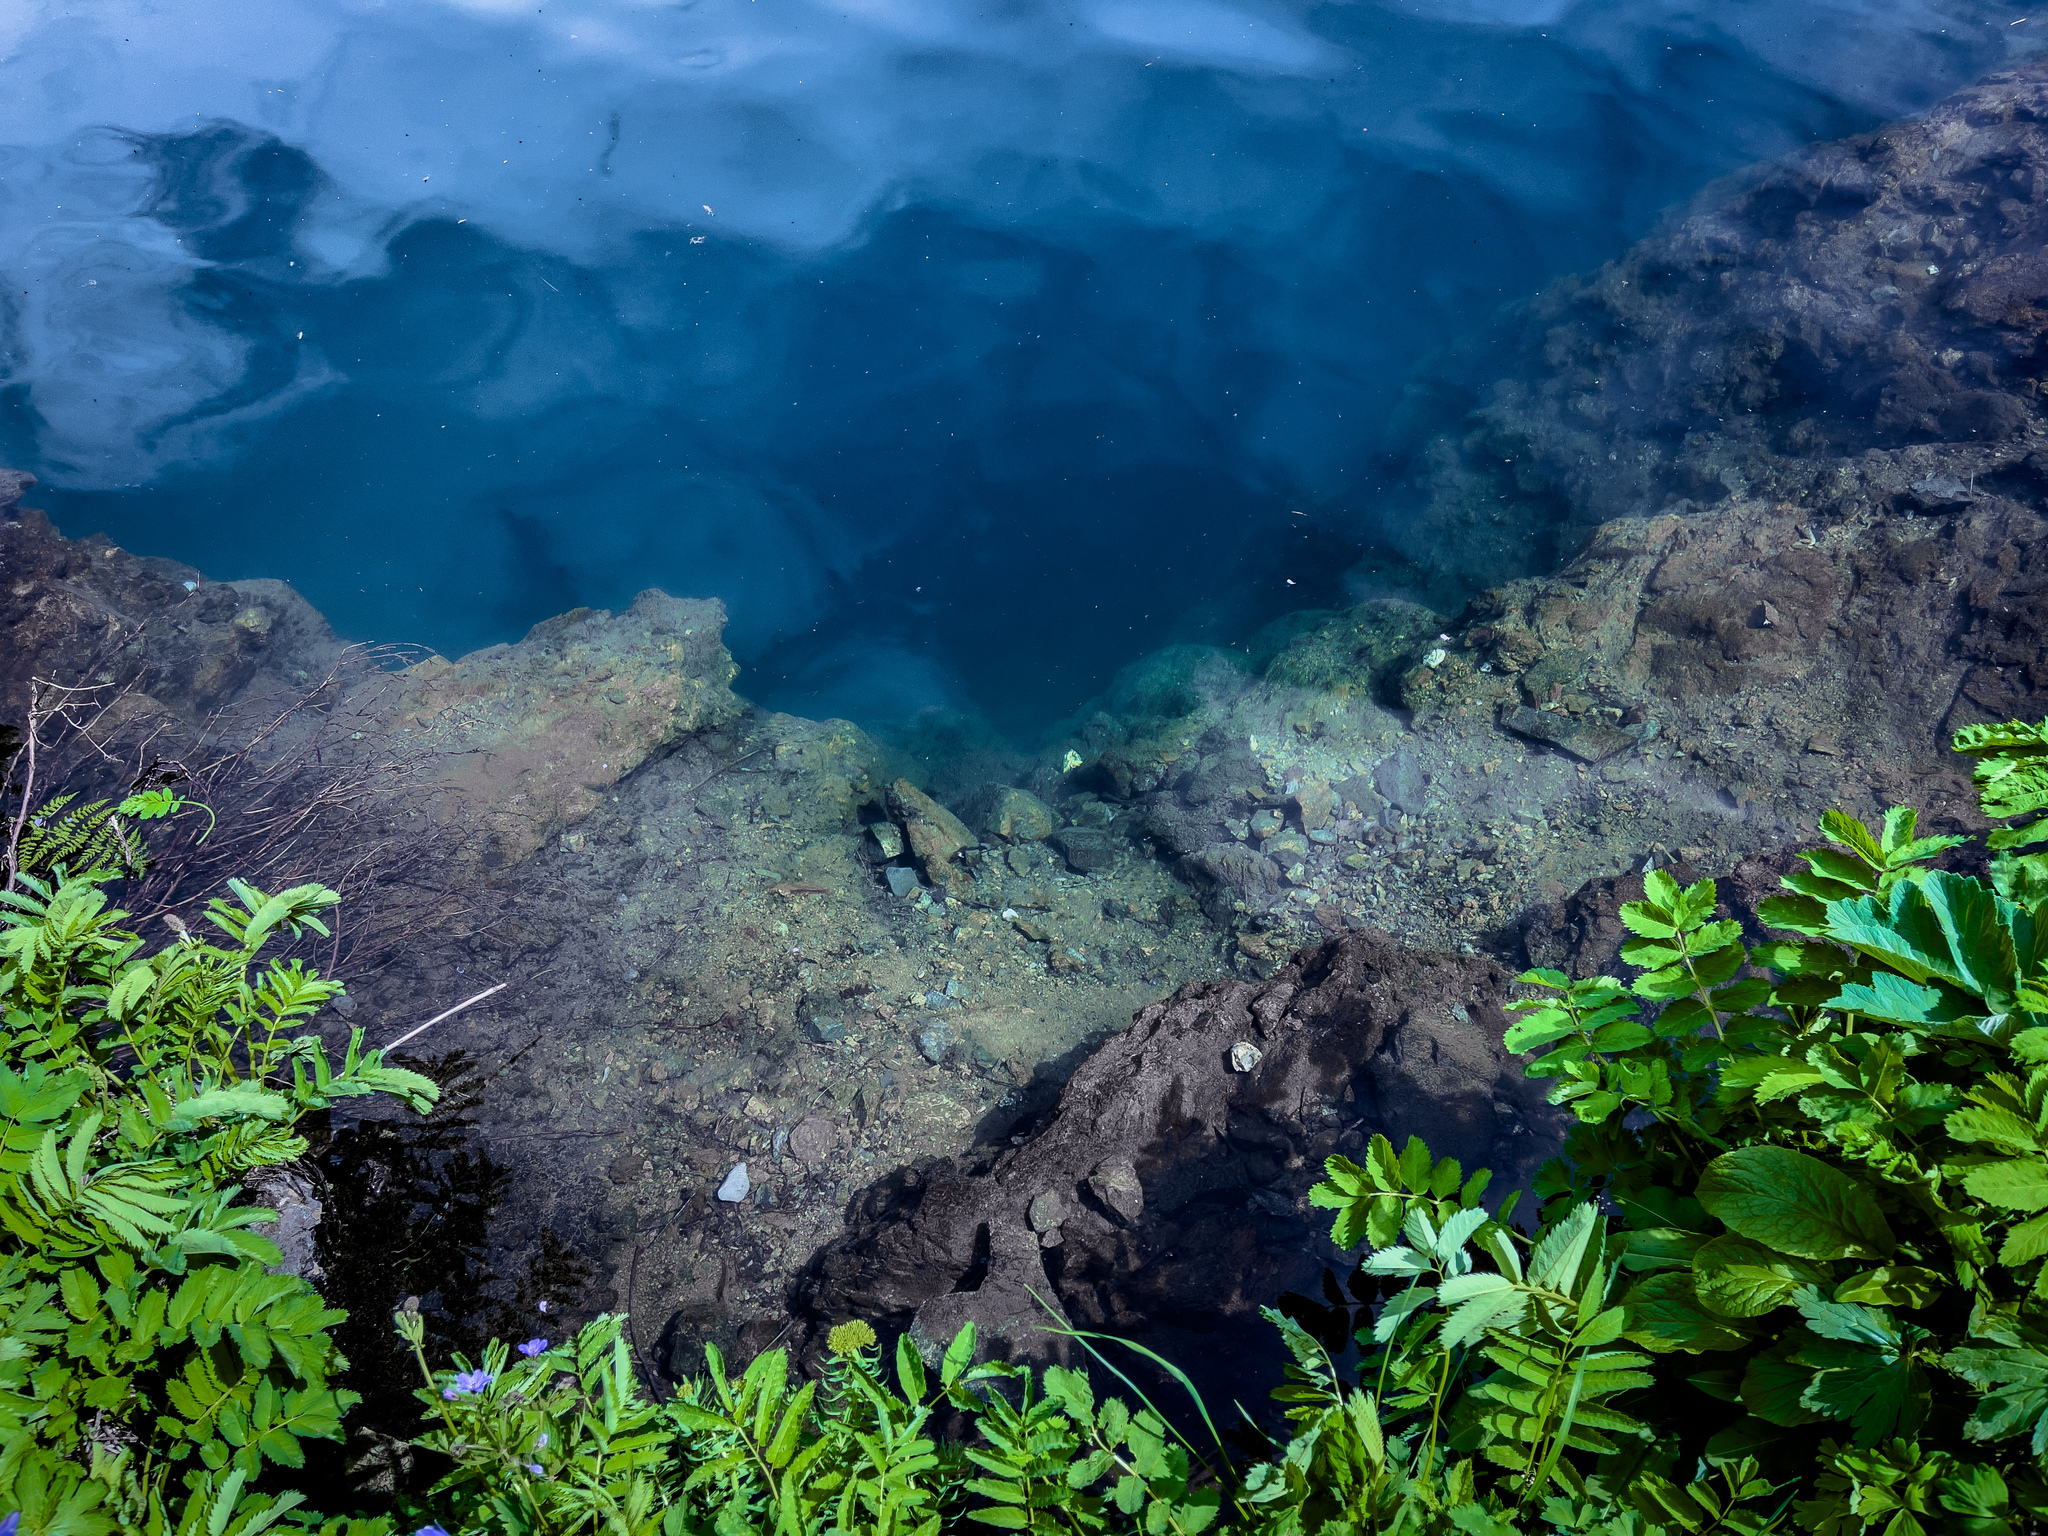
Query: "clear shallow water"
0 0 2033 738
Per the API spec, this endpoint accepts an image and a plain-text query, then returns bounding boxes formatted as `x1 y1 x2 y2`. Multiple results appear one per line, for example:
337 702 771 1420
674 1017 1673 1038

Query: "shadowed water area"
9 0 2048 1479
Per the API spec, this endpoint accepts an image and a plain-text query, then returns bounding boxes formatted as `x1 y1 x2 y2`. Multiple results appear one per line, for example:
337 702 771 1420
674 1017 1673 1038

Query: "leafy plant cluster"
28 718 2048 1535
0 862 436 1536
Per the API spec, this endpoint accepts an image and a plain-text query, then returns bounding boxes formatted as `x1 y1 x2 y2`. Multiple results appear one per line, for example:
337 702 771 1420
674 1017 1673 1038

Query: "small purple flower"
443 1367 494 1398
1 1512 20 1536
537 1299 550 1314
526 1463 545 1476
517 1337 548 1358
536 1432 550 1449
414 1527 451 1536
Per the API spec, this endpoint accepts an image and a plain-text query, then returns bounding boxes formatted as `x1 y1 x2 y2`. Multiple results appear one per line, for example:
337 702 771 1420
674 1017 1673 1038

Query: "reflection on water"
2 0 2031 736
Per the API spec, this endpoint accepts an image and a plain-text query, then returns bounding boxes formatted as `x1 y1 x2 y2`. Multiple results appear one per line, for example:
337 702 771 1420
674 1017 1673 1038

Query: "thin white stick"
382 982 508 1051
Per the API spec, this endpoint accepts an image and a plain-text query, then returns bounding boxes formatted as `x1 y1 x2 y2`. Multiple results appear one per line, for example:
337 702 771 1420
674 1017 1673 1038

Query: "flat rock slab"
1500 706 1634 763
380 590 743 868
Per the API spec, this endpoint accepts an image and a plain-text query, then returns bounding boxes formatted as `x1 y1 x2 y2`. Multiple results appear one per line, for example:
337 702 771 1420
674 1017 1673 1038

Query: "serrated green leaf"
1697 1146 1893 1261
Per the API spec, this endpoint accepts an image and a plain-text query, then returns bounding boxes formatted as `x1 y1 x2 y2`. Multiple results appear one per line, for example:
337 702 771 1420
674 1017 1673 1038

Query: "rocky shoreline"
14 58 2048 1469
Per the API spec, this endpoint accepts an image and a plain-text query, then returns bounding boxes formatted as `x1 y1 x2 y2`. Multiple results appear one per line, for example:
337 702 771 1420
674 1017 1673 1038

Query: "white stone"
716 1162 751 1202
1230 1042 1262 1073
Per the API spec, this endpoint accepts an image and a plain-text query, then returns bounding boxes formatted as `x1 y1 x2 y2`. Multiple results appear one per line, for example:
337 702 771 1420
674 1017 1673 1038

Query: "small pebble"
1230 1042 1262 1072
717 1163 751 1202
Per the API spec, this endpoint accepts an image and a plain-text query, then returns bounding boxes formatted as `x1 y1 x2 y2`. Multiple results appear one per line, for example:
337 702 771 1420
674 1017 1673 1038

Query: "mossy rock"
1264 599 1444 694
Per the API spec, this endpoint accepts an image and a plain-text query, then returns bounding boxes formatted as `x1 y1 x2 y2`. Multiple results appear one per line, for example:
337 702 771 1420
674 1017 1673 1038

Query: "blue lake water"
0 0 2033 738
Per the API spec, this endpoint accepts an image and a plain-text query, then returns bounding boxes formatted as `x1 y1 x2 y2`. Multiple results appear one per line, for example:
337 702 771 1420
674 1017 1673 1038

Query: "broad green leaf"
1757 893 1829 937
1739 1335 1825 1428
1696 1146 1893 1261
941 1322 976 1388
1791 1290 1926 1446
1964 1158 2048 1213
1619 906 1678 941
1828 972 1971 1027
1692 1236 1829 1319
170 1088 292 1126
1834 1266 1948 1308
1620 1273 1752 1354
1947 1342 2048 1453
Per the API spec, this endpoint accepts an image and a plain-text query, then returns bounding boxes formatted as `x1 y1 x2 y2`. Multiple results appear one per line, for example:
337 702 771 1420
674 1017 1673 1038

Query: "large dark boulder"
793 927 1561 1420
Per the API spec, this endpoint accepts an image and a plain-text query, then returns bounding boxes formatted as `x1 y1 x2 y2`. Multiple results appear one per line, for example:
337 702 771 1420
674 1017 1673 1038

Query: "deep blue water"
0 0 2033 738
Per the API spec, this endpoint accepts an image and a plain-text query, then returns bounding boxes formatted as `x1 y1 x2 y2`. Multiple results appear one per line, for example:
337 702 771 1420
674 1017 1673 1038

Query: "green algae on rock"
382 590 744 869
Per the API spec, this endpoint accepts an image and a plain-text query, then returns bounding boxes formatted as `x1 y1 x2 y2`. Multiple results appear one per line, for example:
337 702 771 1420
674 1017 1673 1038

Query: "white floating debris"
716 1162 751 1202
1422 648 1447 668
1229 1042 1262 1073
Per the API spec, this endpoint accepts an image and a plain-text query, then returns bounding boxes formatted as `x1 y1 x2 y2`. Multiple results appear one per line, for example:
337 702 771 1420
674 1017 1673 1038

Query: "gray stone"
1051 827 1117 873
1910 473 1976 504
1086 1156 1144 1224
1183 845 1282 905
918 1024 952 1064
243 1167 325 1283
1373 751 1428 815
1499 706 1634 764
854 1082 885 1128
716 1163 751 1202
885 866 921 899
1027 1191 1066 1232
1265 831 1310 863
984 787 1056 842
803 1013 846 1044
1291 778 1337 833
870 823 905 859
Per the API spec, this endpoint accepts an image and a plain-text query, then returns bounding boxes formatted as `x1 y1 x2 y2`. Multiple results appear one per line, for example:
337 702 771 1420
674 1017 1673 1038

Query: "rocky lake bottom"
16 56 2048 1480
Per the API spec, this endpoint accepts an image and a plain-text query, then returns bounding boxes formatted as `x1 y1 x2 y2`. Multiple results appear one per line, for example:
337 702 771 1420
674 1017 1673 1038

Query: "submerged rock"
385 590 743 871
976 786 1056 842
889 779 976 886
716 1163 751 1203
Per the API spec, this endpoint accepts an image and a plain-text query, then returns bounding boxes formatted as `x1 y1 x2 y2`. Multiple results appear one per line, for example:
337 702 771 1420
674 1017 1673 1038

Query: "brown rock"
1291 778 1338 833
795 927 1559 1402
890 779 976 885
788 1114 837 1167
376 590 743 870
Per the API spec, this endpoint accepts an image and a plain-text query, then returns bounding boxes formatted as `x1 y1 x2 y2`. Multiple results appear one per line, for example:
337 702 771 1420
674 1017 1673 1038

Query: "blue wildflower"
527 1463 545 1476
414 1527 451 1536
517 1337 548 1357
536 1432 550 1448
442 1367 494 1399
1 1512 19 1536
